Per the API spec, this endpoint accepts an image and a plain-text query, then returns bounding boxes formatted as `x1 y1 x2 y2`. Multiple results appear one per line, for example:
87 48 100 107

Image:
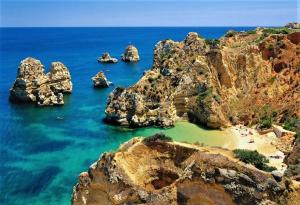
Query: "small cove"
0 27 253 205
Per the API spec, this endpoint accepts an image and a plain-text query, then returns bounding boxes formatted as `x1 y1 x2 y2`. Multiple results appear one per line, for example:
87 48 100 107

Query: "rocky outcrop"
122 45 140 62
72 135 300 205
92 71 111 88
9 57 72 106
98 52 118 63
285 22 300 29
105 29 300 128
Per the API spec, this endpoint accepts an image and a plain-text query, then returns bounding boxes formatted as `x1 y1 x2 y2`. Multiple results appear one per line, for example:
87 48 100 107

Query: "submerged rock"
9 57 72 106
98 52 118 63
72 136 299 205
105 29 300 128
122 45 140 62
92 71 111 88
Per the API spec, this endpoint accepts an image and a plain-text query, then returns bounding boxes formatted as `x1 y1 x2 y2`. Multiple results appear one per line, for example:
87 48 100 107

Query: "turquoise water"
0 27 253 205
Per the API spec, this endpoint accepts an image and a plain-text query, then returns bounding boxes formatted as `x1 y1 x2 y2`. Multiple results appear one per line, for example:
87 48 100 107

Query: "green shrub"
258 105 273 129
197 87 213 101
263 28 290 35
283 117 300 138
284 164 300 177
283 117 300 132
233 149 276 172
143 133 173 143
205 39 220 48
259 116 272 129
246 30 256 35
225 30 237 37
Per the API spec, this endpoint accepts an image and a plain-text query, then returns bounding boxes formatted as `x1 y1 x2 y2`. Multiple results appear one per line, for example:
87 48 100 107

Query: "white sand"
228 125 287 173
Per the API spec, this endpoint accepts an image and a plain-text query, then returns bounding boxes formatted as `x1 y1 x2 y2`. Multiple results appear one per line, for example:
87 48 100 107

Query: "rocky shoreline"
72 135 300 205
6 26 299 205
104 29 299 129
72 26 300 205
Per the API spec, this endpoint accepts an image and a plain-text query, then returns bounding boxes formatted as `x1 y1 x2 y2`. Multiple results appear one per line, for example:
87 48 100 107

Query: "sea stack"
9 57 72 106
92 71 111 88
98 52 118 63
122 45 140 62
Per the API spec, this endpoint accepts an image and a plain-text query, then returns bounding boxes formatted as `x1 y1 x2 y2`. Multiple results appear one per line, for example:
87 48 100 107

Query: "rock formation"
92 71 111 88
9 57 72 106
105 29 300 128
122 45 140 62
98 52 118 63
72 135 300 205
285 23 300 29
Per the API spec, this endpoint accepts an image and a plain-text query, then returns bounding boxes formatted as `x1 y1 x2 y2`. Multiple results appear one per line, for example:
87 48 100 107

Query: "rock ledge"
72 136 299 205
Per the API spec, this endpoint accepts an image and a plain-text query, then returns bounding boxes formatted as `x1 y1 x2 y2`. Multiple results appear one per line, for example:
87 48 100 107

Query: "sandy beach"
228 125 288 173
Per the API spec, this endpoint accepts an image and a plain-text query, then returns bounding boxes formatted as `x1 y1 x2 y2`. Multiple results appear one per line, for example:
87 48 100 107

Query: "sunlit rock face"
9 57 72 106
92 71 111 88
122 45 140 62
72 136 299 205
105 30 300 128
98 52 118 63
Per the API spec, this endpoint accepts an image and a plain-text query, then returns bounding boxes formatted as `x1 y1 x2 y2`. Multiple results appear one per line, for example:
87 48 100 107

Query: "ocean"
0 27 254 205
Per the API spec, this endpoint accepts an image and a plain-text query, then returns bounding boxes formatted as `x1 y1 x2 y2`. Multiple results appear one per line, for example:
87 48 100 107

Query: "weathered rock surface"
92 71 111 88
72 135 300 205
284 137 300 181
105 29 300 128
98 52 118 63
271 125 296 154
9 57 72 106
122 45 140 62
285 22 300 29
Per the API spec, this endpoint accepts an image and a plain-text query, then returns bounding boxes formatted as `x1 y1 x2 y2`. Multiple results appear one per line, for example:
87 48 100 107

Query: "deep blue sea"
0 27 254 205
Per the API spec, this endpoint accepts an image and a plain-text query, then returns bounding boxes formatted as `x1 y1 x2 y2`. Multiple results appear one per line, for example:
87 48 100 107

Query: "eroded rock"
9 57 72 106
92 71 111 88
105 29 300 128
122 45 140 62
72 136 299 205
98 52 118 63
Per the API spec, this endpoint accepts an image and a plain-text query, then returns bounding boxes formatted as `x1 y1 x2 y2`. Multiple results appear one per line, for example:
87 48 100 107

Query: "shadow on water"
11 166 61 196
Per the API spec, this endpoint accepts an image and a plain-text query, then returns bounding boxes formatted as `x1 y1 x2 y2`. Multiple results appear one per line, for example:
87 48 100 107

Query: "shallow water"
0 27 253 205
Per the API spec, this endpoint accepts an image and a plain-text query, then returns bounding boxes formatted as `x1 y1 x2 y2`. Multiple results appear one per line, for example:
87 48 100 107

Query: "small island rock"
122 45 140 62
92 71 111 88
9 57 72 106
98 52 118 63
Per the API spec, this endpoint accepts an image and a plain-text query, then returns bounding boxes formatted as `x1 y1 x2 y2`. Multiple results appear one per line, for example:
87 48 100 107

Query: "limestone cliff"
105 29 300 128
72 135 300 205
9 57 72 106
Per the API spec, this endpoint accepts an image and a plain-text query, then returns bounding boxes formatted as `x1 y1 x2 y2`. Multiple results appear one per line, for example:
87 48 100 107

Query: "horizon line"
0 25 279 28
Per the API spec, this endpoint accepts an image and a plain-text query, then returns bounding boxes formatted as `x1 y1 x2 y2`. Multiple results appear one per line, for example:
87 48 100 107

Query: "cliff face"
9 57 72 106
105 30 300 128
72 136 299 205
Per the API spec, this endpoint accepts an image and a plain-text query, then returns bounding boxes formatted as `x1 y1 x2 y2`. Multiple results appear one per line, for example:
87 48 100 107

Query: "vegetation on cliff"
105 27 300 129
72 136 300 205
233 149 276 172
